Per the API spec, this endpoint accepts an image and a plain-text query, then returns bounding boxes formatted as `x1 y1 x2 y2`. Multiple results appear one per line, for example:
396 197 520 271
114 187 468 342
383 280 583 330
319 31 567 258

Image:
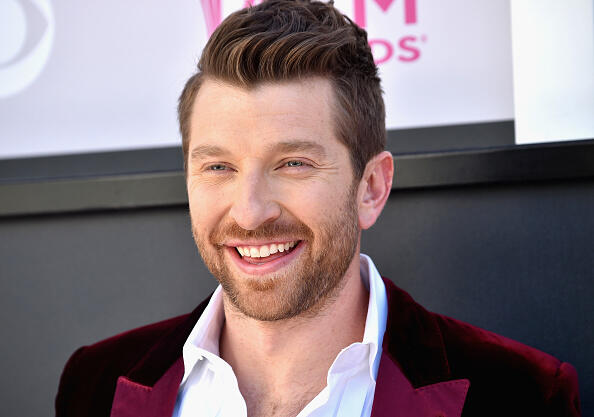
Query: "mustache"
209 220 313 245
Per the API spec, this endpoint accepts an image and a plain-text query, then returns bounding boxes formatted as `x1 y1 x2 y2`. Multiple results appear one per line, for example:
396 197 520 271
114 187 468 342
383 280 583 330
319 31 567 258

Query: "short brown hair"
178 0 385 180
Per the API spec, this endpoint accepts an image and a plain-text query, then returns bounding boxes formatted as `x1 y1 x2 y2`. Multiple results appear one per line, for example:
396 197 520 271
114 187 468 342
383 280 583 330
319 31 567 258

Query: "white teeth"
237 241 298 257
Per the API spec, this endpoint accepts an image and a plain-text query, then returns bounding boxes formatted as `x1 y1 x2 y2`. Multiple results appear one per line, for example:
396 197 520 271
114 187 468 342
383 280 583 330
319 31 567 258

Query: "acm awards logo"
354 0 425 65
0 0 54 98
200 0 425 65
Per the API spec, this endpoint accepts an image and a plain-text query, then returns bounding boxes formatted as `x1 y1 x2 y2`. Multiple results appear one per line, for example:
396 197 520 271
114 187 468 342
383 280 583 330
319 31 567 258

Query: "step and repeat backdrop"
0 0 592 159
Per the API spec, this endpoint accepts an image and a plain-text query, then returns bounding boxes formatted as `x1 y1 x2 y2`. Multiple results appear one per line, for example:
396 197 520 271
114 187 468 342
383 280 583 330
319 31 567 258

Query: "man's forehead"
188 77 342 156
192 76 335 111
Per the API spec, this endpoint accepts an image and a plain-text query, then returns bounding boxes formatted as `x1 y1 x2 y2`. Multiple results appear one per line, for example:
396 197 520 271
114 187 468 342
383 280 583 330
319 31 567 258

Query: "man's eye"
286 160 304 167
208 164 227 171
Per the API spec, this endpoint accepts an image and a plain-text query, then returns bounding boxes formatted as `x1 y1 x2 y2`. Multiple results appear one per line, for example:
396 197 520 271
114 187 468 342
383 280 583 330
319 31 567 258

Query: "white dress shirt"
173 254 388 417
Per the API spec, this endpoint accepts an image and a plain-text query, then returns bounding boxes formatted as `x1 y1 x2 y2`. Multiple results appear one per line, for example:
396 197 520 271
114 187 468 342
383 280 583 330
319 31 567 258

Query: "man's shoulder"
434 312 570 383
435 313 560 377
434 313 580 415
381 278 580 415
55 311 198 416
72 313 190 371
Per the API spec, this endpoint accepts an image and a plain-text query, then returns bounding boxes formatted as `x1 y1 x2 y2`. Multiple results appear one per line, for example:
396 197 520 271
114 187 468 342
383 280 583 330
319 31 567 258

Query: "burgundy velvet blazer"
55 278 581 417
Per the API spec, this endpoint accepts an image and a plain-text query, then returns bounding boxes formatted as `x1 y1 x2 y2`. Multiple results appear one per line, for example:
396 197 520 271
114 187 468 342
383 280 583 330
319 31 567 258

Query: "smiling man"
187 79 368 323
182 77 382 416
56 1 581 416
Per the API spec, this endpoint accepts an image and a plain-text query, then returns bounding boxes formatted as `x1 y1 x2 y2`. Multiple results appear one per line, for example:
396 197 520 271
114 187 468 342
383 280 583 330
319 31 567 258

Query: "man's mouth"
235 241 299 264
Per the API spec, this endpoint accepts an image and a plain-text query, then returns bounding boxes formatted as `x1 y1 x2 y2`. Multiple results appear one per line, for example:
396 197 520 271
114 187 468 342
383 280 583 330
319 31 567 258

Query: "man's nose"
228 173 281 231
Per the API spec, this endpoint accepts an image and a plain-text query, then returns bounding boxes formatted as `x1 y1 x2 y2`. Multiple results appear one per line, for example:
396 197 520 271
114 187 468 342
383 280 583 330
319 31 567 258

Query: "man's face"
186 77 361 321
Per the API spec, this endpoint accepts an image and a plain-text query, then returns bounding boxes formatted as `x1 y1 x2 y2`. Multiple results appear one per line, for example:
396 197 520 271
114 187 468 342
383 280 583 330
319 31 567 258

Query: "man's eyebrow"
267 141 327 158
191 141 327 161
190 145 229 161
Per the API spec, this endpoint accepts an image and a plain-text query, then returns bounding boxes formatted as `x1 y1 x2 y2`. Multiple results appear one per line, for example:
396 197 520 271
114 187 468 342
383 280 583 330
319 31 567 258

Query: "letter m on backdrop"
353 0 417 28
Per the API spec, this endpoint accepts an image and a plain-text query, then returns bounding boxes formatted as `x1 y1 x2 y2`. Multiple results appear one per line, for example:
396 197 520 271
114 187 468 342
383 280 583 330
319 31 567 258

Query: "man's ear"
357 151 394 230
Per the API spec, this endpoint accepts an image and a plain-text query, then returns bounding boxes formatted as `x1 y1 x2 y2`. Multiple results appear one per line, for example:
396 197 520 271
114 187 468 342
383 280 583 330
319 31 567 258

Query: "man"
56 0 581 416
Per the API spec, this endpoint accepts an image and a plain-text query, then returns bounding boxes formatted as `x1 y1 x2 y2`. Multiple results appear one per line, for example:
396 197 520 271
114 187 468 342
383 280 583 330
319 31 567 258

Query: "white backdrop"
1 0 515 159
511 0 594 144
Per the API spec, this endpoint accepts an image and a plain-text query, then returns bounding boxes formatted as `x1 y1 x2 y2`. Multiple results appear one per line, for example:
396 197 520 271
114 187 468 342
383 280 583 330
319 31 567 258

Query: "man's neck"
219 256 369 417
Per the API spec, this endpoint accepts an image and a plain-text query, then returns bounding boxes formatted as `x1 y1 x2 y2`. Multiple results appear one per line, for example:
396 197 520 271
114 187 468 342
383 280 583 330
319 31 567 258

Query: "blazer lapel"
110 358 184 417
372 351 469 417
373 278 470 417
110 296 211 417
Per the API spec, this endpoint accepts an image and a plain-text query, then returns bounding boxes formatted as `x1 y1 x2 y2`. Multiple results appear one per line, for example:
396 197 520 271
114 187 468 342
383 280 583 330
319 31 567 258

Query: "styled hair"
178 0 385 180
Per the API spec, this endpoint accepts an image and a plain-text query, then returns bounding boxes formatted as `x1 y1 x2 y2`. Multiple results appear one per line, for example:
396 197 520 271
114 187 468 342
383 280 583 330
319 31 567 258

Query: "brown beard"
192 185 360 321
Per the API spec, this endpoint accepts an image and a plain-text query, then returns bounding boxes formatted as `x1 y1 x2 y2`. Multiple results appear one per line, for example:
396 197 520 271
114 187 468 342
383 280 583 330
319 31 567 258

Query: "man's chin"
215 244 354 321
219 261 307 320
222 280 304 321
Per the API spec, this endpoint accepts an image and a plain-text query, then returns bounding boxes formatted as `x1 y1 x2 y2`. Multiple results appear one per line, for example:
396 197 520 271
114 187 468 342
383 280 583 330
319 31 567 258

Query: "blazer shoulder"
74 313 190 373
56 314 190 417
434 314 581 416
82 313 189 360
